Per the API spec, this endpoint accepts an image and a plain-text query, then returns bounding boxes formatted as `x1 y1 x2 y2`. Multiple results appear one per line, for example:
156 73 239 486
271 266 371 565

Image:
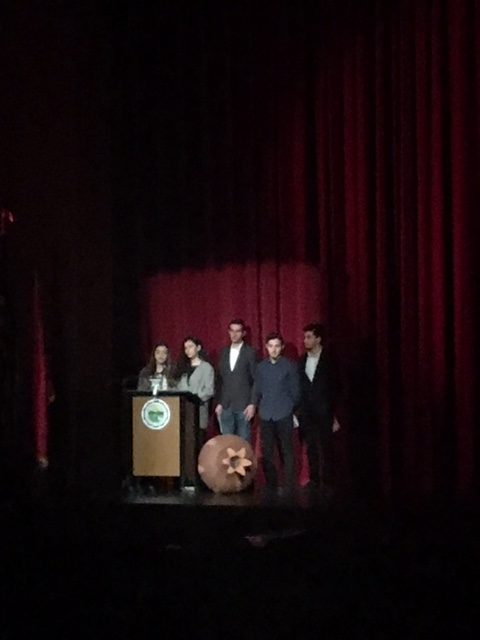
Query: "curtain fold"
5 0 477 497
32 274 49 468
141 0 479 497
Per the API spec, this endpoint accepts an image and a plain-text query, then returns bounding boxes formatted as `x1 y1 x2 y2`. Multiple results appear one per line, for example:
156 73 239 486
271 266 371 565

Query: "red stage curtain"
32 274 50 468
142 0 479 498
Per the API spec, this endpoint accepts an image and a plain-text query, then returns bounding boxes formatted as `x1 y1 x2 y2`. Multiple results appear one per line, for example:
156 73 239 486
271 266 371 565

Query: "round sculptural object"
197 434 257 494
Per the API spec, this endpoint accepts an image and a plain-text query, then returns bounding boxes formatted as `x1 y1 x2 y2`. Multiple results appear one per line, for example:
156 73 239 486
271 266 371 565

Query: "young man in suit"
297 323 340 493
214 319 257 442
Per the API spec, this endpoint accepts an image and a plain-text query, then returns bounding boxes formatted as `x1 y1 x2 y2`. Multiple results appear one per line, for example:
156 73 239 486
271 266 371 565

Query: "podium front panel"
132 396 180 476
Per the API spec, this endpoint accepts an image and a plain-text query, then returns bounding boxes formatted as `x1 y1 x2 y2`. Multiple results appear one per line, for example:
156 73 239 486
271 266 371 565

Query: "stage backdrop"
2 0 478 500
134 0 479 499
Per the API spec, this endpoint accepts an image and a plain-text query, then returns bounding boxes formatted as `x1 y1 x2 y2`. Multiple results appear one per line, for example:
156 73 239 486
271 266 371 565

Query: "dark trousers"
260 416 295 489
300 413 334 486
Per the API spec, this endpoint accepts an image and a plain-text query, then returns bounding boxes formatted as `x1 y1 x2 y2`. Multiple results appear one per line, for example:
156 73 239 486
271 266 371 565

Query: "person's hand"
243 404 255 421
332 416 341 433
215 404 223 417
293 414 300 429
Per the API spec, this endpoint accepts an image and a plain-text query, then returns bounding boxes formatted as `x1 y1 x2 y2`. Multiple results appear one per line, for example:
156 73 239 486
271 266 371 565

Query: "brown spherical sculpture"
197 434 257 494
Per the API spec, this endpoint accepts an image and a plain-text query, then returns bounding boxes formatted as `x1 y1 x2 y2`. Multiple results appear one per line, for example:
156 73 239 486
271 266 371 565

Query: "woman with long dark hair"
137 342 174 392
131 342 175 497
174 336 214 431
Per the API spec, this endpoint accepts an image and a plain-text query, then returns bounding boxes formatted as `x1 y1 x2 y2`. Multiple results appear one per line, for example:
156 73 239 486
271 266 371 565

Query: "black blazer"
298 349 338 419
216 343 257 411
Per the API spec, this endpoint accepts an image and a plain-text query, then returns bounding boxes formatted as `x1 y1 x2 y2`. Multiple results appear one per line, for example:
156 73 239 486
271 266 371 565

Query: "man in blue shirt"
255 332 300 493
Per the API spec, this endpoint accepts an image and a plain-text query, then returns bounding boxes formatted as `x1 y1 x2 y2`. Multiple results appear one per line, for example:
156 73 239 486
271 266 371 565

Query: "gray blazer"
216 343 257 411
177 360 215 429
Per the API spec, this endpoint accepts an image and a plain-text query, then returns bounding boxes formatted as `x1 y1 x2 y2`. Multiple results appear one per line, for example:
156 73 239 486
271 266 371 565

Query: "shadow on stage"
2 470 479 637
24 474 345 553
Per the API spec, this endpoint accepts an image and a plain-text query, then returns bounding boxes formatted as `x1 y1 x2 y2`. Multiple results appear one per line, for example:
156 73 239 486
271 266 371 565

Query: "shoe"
121 476 137 499
125 483 136 499
143 483 157 497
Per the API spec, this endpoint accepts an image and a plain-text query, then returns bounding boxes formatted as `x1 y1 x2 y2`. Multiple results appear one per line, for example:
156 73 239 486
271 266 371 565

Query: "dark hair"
303 323 325 340
229 318 246 330
146 342 171 376
265 331 284 345
174 336 209 380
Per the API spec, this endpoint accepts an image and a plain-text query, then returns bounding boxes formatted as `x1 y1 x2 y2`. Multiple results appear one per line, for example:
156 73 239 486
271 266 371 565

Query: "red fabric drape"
141 0 478 498
33 274 49 467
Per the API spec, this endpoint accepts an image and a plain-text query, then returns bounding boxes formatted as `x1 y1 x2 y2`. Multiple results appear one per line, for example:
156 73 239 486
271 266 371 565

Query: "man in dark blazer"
297 323 340 491
214 319 257 442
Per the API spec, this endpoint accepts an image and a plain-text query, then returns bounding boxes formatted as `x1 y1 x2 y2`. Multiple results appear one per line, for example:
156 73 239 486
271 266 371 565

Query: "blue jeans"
219 408 251 442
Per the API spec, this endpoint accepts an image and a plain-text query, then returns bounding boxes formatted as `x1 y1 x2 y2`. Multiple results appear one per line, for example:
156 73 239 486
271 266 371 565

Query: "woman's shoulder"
138 365 150 377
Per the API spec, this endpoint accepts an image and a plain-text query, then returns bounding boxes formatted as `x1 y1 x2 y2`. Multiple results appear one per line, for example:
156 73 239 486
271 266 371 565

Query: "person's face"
184 340 201 360
266 338 284 361
228 323 245 345
154 345 168 365
303 331 321 352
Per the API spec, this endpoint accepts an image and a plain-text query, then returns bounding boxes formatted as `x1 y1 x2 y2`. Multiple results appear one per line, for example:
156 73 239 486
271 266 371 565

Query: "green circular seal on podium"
141 398 171 430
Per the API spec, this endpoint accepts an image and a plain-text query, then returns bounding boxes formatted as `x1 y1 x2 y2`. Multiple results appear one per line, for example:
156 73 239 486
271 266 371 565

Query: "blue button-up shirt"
255 356 300 421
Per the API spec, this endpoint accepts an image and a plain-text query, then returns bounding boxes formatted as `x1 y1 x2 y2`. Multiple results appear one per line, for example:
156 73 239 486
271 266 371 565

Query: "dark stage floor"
2 481 480 637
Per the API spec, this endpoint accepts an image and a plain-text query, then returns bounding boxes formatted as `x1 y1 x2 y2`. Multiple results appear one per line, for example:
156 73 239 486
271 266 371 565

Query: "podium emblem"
141 398 171 430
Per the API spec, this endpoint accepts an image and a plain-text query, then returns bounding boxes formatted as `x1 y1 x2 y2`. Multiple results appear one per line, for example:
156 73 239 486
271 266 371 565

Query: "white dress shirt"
229 342 243 371
305 349 321 382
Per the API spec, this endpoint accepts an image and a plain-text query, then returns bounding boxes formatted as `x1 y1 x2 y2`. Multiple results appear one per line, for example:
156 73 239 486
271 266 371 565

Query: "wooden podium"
123 391 201 488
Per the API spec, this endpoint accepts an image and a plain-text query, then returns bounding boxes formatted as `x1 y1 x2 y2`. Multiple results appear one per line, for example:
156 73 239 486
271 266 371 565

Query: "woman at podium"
174 336 215 431
132 342 175 496
137 342 174 392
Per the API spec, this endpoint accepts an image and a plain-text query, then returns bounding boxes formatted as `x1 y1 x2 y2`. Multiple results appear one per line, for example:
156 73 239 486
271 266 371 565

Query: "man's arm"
247 347 258 405
244 352 256 420
253 362 263 408
289 360 301 409
294 357 305 416
214 349 225 416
